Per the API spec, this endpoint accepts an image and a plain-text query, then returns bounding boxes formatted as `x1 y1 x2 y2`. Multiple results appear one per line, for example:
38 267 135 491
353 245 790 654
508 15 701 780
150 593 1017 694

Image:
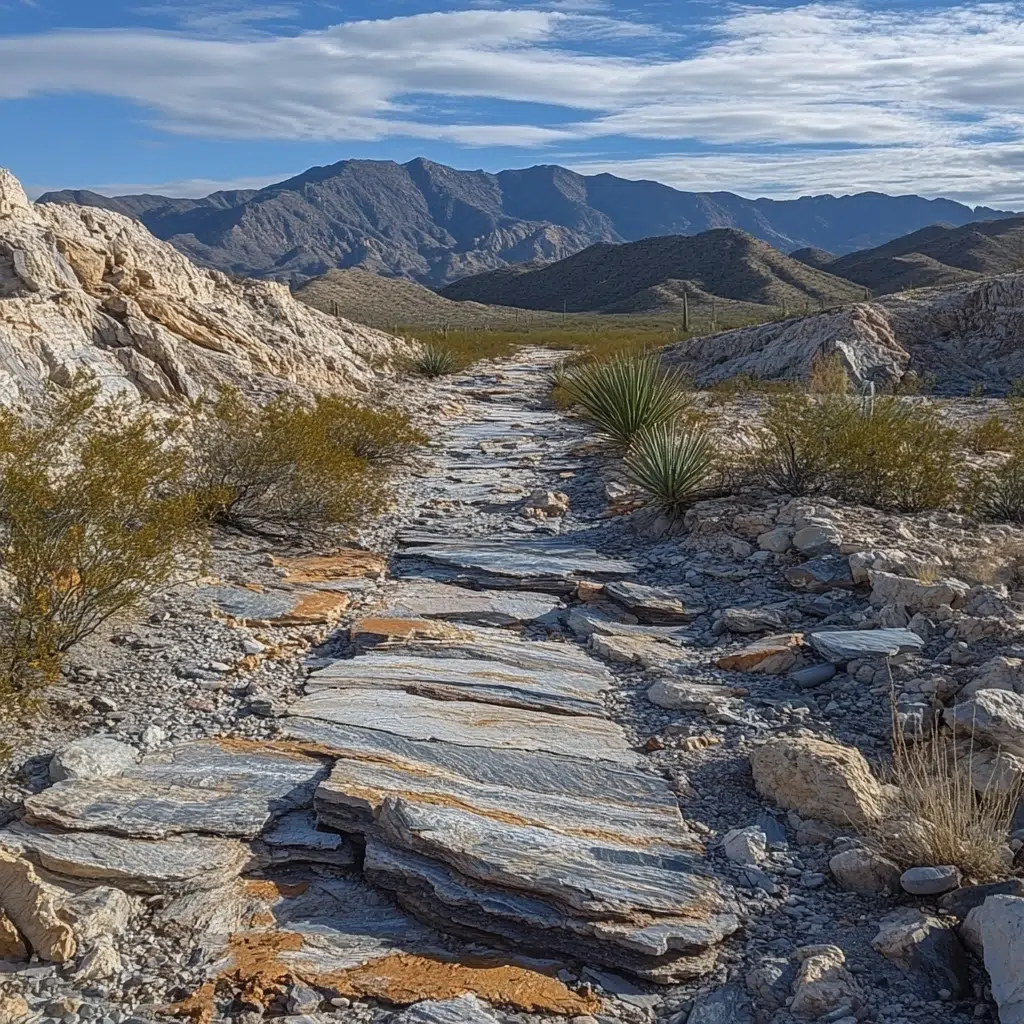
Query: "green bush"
560 354 693 449
624 424 717 518
0 379 201 712
968 458 1024 524
968 414 1014 454
312 396 427 465
188 390 391 538
755 394 960 511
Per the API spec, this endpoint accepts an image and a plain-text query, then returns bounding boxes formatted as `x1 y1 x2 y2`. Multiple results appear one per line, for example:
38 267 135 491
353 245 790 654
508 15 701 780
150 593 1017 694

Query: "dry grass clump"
808 353 851 395
188 390 416 538
0 379 202 713
866 726 1021 882
754 394 960 511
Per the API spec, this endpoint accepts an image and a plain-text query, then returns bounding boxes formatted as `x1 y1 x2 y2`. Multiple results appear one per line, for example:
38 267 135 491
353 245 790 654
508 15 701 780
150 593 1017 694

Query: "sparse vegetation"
623 424 717 517
754 394 960 511
808 353 850 394
410 343 460 378
967 457 1024 524
968 414 1014 454
0 379 202 714
187 389 400 538
867 719 1022 882
559 354 694 449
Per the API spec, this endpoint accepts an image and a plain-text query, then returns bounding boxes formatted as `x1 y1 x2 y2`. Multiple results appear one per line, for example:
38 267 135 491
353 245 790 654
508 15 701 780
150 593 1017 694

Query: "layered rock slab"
395 533 637 592
375 581 562 627
288 689 640 765
306 652 609 717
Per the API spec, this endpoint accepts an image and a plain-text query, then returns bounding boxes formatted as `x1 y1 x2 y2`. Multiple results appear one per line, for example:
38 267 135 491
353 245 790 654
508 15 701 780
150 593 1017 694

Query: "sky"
3 0 1024 206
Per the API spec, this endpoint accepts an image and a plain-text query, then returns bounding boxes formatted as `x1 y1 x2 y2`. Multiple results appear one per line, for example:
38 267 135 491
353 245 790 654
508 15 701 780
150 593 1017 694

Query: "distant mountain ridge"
38 158 1018 287
439 229 866 316
792 216 1024 294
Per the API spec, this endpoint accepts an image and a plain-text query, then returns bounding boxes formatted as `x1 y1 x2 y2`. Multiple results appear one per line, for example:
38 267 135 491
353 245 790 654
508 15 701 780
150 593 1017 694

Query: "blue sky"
3 0 1024 206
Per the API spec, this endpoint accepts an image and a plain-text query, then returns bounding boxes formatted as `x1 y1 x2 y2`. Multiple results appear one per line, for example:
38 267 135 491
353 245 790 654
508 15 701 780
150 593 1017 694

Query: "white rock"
963 656 1024 697
828 847 901 895
868 571 969 612
757 527 794 553
790 944 862 1017
61 886 136 944
979 895 1024 1024
944 689 1024 757
140 725 167 749
721 827 768 866
0 169 408 407
74 941 122 981
49 737 139 783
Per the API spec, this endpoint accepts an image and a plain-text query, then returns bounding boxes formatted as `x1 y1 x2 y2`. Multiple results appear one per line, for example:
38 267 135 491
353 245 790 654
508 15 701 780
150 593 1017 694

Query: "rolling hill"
438 230 867 316
37 157 1016 287
793 216 1024 294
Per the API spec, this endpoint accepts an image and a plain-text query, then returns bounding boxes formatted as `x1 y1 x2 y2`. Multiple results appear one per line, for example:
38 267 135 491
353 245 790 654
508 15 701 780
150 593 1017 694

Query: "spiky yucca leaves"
624 423 716 517
561 354 691 448
412 343 459 378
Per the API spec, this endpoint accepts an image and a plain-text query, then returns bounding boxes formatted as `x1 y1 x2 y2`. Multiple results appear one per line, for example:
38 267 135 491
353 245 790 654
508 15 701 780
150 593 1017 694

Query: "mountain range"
439 230 865 316
37 158 1018 288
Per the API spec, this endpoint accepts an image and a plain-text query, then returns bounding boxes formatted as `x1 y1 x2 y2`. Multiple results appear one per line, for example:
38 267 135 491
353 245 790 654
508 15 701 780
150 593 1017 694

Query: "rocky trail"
1 349 1024 1024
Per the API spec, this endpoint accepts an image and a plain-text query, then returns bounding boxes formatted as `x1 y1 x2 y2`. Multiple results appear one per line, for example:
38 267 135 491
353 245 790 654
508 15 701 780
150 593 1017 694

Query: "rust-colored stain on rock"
272 590 351 626
716 633 804 673
274 550 386 582
316 953 601 1014
244 879 310 901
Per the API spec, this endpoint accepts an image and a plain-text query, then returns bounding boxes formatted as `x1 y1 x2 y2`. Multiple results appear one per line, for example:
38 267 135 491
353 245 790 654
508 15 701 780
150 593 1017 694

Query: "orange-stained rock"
350 617 470 645
274 550 387 582
717 634 804 674
272 591 351 626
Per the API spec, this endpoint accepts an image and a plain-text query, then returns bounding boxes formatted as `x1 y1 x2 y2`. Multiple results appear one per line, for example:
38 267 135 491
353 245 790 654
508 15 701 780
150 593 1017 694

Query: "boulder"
790 944 862 1017
722 827 768 866
868 571 969 612
720 608 786 634
978 895 1024 1024
809 628 923 663
646 680 742 713
59 886 136 944
49 736 140 783
871 908 970 1000
749 737 885 827
0 995 30 1022
963 655 1024 697
792 524 842 557
828 847 901 895
717 634 804 674
757 528 793 554
0 848 76 962
944 689 1024 757
785 556 855 593
524 490 570 516
603 580 706 624
0 910 27 960
900 865 962 896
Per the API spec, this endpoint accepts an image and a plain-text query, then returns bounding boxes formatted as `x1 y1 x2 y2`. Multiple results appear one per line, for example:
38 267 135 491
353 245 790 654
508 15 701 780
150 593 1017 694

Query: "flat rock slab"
567 607 690 642
589 633 687 671
306 653 608 717
717 635 804 674
283 718 675 815
273 550 387 582
0 820 250 893
124 739 330 799
366 842 736 984
603 581 707 624
24 778 295 840
395 534 637 592
809 628 924 663
255 810 355 869
378 798 720 920
375 581 562 626
203 585 350 626
288 690 640 765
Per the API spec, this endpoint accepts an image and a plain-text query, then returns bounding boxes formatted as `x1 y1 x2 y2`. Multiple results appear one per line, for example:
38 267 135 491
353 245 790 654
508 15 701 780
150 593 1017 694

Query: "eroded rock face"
945 689 1024 757
749 737 886 826
0 848 76 962
978 896 1024 1024
660 272 1024 392
0 169 407 407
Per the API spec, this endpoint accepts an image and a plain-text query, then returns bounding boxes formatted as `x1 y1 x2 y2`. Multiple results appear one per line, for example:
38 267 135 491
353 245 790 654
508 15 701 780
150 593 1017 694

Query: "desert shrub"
411 343 459 378
754 394 959 511
623 424 716 518
706 374 796 402
967 457 1024 524
1010 378 1024 399
311 397 427 465
188 390 387 537
559 354 693 449
808 353 850 395
968 414 1015 454
890 370 937 396
0 379 201 712
867 722 1021 882
970 381 987 398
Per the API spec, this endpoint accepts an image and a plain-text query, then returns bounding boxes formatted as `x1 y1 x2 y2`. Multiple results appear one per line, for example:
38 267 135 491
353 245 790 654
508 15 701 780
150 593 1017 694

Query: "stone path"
0 351 740 1019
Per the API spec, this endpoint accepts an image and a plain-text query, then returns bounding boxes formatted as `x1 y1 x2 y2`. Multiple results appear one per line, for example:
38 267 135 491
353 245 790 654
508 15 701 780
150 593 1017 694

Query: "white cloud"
5 4 1024 202
25 173 296 200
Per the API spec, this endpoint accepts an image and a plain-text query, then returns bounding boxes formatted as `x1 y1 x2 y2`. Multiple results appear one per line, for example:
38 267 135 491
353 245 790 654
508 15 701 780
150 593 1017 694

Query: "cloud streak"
5 4 1024 202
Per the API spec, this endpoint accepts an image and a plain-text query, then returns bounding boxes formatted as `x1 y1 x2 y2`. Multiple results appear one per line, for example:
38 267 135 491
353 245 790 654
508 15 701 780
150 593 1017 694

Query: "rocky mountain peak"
0 167 31 216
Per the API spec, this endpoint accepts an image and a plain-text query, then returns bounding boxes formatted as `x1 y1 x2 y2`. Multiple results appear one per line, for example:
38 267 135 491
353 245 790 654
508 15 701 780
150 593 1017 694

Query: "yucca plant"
412 343 459 378
623 423 716 517
561 354 691 448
